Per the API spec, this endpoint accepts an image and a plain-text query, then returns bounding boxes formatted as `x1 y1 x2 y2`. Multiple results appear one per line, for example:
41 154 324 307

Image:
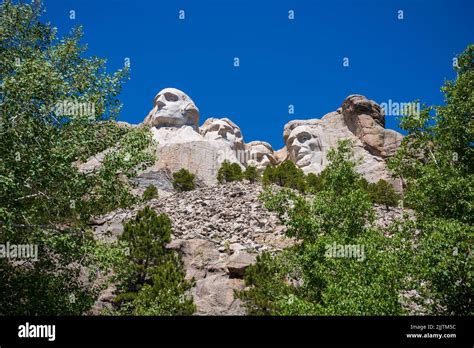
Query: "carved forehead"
288 125 322 142
284 119 323 143
247 141 273 152
202 118 239 131
153 88 192 104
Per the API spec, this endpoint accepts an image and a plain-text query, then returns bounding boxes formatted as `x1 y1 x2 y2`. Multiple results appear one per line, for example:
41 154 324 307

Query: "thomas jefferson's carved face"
200 118 244 151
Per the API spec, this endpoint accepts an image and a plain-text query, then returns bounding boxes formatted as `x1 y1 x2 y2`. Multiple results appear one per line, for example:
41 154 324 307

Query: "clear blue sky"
43 0 473 149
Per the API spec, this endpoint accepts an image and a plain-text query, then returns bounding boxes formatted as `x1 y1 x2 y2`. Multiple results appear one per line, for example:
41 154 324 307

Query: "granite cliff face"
136 88 402 189
86 88 405 315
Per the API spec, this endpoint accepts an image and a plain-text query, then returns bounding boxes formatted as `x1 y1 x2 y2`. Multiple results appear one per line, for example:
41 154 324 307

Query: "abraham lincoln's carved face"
287 125 324 172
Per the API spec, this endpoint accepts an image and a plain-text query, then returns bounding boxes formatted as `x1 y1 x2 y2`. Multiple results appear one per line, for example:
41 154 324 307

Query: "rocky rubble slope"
90 182 409 315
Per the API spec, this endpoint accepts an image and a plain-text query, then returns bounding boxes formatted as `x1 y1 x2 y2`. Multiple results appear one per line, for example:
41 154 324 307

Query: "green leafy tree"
243 165 259 183
389 45 473 223
217 160 243 183
0 0 153 314
172 168 196 192
413 218 473 315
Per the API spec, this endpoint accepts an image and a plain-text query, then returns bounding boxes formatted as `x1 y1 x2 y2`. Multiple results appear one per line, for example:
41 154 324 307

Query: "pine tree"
217 160 243 183
113 207 195 315
244 165 259 183
142 185 158 201
172 168 195 192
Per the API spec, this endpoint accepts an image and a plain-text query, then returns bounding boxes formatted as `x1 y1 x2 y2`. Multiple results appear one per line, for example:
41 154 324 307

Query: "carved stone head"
286 124 325 173
245 141 276 172
200 118 244 152
144 88 199 130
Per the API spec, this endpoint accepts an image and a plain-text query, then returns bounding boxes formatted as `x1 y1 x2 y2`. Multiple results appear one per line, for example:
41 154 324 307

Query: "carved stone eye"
298 132 312 143
164 92 179 102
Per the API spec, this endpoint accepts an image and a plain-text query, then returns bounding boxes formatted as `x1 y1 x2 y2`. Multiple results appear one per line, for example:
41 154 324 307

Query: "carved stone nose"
156 100 166 109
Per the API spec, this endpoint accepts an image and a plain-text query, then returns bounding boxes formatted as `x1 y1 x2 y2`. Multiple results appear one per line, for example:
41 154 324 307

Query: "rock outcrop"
141 89 402 187
90 181 294 315
143 89 244 186
78 88 403 191
281 95 403 185
89 181 411 315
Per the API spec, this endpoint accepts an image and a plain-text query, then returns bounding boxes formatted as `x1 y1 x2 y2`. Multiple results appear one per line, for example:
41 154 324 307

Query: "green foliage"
243 165 259 183
0 225 121 315
236 251 296 315
217 160 243 184
112 207 195 315
142 185 158 201
306 172 324 193
322 140 361 194
367 180 400 210
413 218 473 315
0 0 153 314
389 45 473 223
262 160 307 192
130 255 195 315
241 136 473 316
172 168 196 192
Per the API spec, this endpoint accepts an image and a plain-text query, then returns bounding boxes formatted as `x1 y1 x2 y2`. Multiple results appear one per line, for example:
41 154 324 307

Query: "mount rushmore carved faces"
143 88 200 130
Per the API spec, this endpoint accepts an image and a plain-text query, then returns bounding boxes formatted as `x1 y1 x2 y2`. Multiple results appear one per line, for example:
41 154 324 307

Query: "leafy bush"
172 168 195 192
243 165 259 183
142 185 158 201
217 160 243 183
112 207 195 315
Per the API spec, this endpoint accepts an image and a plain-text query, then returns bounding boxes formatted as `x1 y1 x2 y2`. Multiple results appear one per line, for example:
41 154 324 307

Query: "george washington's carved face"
145 88 199 130
287 125 325 172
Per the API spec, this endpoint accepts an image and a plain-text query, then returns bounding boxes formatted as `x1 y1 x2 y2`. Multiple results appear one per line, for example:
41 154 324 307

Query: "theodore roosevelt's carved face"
145 88 199 130
245 141 276 172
